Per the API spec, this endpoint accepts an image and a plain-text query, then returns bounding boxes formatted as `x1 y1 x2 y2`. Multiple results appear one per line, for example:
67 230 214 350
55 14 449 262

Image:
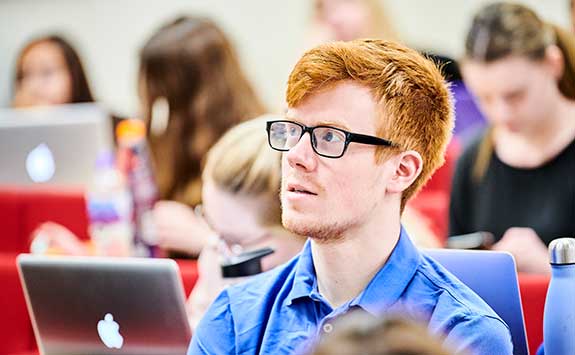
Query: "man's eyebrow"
316 120 349 131
283 114 350 131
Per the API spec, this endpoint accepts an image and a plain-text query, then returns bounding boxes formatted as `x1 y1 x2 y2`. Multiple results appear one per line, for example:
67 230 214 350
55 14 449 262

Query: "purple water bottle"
543 238 575 355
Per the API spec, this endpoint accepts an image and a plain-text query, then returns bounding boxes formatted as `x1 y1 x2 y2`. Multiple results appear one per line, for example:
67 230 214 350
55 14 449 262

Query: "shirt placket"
311 293 355 339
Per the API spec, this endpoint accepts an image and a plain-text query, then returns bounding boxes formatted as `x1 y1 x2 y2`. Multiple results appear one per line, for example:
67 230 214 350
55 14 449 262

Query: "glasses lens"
269 121 301 150
313 127 346 157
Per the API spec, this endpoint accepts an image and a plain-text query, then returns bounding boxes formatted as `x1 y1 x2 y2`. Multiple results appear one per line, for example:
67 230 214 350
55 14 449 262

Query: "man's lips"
286 183 318 195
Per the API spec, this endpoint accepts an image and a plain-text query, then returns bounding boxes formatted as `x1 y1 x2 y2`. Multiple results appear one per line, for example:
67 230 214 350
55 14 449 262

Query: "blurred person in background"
450 2 575 273
185 116 305 331
29 16 267 258
139 16 267 256
310 310 455 355
12 35 94 108
307 0 399 46
14 35 117 256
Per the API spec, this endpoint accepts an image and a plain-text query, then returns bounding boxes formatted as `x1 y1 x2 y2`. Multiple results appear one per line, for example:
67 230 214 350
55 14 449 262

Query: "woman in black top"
450 2 575 273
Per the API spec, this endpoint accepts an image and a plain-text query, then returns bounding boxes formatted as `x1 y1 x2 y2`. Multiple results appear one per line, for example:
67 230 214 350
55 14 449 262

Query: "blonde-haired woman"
183 116 306 331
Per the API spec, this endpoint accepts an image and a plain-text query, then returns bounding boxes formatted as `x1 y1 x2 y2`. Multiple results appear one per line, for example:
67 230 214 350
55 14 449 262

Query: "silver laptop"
0 103 113 186
17 254 192 355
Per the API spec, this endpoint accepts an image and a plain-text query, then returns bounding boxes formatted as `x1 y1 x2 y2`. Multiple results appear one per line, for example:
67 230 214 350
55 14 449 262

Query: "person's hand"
153 200 214 256
492 227 550 274
30 222 88 255
186 237 247 331
186 238 225 331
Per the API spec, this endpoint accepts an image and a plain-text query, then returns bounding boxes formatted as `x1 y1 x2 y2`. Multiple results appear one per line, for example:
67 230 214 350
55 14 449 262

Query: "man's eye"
321 131 341 143
289 127 299 136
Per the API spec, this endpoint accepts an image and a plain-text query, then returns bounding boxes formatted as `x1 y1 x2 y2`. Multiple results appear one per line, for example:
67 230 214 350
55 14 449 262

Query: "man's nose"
286 132 317 172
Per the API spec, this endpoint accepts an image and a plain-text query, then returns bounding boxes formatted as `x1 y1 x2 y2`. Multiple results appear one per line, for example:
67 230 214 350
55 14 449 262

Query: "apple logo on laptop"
25 143 55 183
97 313 124 349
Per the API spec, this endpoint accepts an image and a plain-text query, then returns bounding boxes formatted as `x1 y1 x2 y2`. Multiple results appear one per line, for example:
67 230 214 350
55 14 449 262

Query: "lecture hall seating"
0 185 549 355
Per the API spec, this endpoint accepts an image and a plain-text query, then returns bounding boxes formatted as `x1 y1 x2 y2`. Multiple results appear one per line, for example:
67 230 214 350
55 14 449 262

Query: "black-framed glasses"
266 120 395 159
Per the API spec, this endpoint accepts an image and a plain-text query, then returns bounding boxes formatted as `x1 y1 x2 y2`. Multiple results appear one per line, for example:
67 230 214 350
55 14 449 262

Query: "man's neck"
311 208 401 309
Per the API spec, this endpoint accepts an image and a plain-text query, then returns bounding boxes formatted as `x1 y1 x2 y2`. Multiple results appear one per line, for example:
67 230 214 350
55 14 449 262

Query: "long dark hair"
14 35 94 103
139 16 266 205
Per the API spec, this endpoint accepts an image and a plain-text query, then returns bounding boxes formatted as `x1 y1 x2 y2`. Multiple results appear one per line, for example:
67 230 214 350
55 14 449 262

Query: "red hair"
286 39 453 210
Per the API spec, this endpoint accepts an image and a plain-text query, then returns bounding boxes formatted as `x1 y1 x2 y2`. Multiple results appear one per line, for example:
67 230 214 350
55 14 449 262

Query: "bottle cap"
116 119 146 141
549 238 575 265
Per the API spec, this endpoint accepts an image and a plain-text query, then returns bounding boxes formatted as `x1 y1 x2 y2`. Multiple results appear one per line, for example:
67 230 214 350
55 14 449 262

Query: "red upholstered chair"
0 253 36 354
0 193 23 253
0 185 89 254
407 140 461 244
176 259 200 296
0 185 88 354
518 273 550 355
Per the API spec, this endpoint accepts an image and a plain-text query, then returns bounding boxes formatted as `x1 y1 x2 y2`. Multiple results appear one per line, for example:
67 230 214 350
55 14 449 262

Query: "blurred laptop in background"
0 103 113 186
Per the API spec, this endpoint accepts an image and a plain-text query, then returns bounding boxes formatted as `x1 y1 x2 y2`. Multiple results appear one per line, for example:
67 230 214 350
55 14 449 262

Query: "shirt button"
323 323 333 333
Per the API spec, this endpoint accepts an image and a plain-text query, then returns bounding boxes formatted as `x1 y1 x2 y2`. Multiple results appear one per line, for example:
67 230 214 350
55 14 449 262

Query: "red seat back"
0 185 89 253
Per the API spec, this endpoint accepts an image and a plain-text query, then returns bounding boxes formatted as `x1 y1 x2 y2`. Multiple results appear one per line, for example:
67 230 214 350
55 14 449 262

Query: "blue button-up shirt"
189 227 513 355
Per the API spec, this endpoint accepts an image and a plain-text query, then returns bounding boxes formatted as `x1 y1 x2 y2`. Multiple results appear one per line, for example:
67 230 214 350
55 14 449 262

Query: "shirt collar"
351 226 421 315
286 239 316 305
286 226 421 314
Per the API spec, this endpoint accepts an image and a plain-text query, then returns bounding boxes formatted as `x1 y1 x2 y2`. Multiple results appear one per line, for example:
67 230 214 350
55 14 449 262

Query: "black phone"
446 231 495 250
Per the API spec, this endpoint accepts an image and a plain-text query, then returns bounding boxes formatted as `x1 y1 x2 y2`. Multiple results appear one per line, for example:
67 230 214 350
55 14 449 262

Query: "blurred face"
202 180 293 269
316 0 371 41
202 180 268 250
15 41 72 107
462 56 557 134
281 81 393 242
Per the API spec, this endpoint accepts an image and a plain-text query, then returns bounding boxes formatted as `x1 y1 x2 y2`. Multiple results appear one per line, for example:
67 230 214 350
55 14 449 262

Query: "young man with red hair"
189 39 512 355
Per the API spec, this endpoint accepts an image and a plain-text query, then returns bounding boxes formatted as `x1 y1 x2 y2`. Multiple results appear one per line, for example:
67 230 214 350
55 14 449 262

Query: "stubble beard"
281 200 351 244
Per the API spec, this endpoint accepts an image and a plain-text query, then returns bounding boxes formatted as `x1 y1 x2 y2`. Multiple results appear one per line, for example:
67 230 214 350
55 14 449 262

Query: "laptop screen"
0 103 113 186
17 254 191 355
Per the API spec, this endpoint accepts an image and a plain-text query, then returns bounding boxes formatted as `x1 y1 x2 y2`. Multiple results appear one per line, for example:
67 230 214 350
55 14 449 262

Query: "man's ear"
386 150 423 194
